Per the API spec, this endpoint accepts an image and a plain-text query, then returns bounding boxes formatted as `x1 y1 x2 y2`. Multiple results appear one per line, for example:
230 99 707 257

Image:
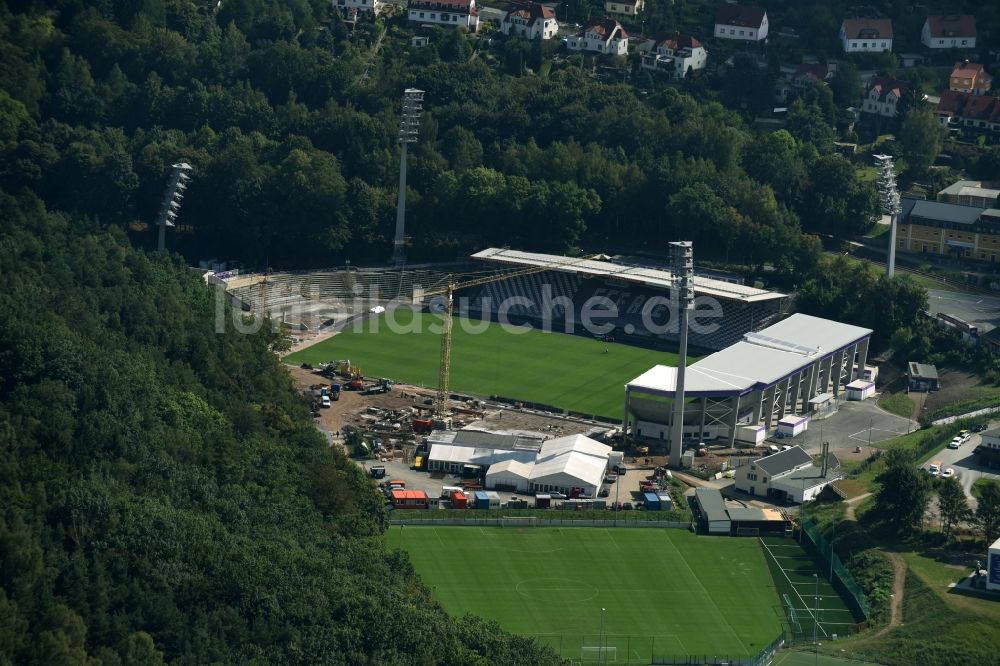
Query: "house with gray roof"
734 445 842 503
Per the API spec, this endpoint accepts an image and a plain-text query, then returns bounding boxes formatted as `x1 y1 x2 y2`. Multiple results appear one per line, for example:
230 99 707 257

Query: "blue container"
643 492 661 511
474 490 490 510
331 384 341 392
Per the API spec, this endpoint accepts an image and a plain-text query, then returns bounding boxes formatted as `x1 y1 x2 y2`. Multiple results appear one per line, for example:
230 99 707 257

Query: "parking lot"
922 423 999 508
767 398 915 460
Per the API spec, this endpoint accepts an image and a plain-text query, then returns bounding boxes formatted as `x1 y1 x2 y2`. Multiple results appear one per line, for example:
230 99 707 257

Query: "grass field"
386 526 783 662
286 308 689 419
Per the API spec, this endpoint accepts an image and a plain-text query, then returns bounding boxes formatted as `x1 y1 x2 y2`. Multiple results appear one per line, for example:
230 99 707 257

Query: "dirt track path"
854 552 907 644
843 492 872 521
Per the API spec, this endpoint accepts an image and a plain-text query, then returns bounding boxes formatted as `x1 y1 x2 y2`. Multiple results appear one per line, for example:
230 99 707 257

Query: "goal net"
581 646 616 663
500 516 537 528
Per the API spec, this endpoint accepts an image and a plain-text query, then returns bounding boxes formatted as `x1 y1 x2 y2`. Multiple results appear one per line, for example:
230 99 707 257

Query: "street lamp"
599 607 606 665
813 574 820 665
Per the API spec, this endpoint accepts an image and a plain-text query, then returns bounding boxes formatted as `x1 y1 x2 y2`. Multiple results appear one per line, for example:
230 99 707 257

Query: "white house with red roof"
605 0 643 18
840 18 893 53
935 90 1000 134
567 18 628 56
950 62 992 96
639 33 707 79
407 0 479 31
922 15 976 49
333 0 383 14
714 5 768 42
501 2 558 40
862 77 908 118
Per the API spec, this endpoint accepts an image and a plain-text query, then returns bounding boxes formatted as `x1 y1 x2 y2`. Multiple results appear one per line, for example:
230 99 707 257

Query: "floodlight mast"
668 241 694 469
392 89 424 266
156 162 193 252
874 154 901 278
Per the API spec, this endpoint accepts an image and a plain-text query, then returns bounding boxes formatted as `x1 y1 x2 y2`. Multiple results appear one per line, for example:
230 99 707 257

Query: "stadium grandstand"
624 314 872 450
464 248 788 351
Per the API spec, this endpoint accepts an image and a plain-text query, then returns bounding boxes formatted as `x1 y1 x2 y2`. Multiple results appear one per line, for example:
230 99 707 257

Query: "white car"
941 468 955 479
949 437 962 449
321 395 331 408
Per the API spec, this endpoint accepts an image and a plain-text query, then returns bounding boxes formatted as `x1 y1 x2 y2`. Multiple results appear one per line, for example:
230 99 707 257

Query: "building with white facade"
501 2 558 40
922 15 976 50
734 445 842 503
714 5 768 42
840 18 893 53
566 18 628 56
639 33 707 79
407 0 479 32
862 76 908 118
333 0 382 14
605 0 643 18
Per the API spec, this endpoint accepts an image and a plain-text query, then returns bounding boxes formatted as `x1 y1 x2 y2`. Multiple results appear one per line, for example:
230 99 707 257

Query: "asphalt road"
927 289 1000 334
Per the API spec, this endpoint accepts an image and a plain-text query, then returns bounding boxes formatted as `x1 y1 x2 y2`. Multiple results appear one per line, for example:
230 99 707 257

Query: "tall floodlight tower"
156 162 193 252
874 154 901 278
392 89 424 266
668 241 694 469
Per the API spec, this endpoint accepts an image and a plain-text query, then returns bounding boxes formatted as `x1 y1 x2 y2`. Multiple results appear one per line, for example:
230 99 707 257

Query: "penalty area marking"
515 578 599 603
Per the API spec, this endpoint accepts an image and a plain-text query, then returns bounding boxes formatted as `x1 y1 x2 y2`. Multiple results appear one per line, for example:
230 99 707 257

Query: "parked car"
941 468 956 479
621 502 633 510
973 423 989 433
321 395 331 408
949 437 962 449
549 492 567 499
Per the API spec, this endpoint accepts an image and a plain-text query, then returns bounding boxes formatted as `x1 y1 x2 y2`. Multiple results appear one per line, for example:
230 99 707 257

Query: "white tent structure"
485 434 613 497
485 459 533 492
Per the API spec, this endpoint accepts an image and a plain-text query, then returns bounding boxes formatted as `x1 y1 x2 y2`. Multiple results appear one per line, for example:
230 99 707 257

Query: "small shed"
908 362 939 392
736 425 766 446
485 490 502 508
473 490 490 510
389 489 429 509
845 379 875 401
643 492 661 511
426 493 442 510
863 365 879 383
657 493 672 509
535 493 551 509
808 393 835 415
694 488 731 534
777 415 809 438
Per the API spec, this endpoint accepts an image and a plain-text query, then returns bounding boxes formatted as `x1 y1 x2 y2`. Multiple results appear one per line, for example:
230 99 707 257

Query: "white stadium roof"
627 313 872 397
472 248 785 303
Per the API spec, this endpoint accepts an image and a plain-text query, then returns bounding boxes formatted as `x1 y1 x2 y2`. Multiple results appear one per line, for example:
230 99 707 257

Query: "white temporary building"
485 459 534 492
483 433 613 496
845 379 875 401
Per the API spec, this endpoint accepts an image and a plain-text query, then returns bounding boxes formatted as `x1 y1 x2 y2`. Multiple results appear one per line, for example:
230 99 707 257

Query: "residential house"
921 14 976 49
407 0 479 32
605 0 643 18
950 61 992 95
714 5 768 42
790 63 830 89
567 18 628 56
975 426 1000 468
840 18 893 53
501 2 557 40
639 33 707 79
935 90 1000 135
734 446 842 504
895 197 1000 262
862 77 907 118
334 0 382 14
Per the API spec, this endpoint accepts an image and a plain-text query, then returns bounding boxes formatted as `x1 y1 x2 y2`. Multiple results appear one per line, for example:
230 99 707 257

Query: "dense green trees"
873 450 932 534
0 190 560 664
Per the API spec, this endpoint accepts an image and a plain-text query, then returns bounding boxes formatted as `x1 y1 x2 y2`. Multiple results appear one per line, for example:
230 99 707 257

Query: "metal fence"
798 519 871 620
526 632 784 665
389 517 692 529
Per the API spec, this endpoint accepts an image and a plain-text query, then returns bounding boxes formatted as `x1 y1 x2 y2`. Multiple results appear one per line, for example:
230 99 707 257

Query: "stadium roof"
472 248 785 303
627 314 872 397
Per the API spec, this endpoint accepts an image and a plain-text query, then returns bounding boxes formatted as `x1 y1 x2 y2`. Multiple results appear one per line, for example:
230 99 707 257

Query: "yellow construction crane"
417 254 604 419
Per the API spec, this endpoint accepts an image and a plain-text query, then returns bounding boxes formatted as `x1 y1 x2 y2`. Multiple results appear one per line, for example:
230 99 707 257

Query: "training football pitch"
285 308 687 419
386 526 784 662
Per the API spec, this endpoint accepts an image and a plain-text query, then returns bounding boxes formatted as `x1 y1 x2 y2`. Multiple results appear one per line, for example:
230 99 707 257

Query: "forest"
0 0 886 271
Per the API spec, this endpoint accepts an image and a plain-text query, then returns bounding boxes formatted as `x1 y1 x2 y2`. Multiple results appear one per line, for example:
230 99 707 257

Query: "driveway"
779 398 915 458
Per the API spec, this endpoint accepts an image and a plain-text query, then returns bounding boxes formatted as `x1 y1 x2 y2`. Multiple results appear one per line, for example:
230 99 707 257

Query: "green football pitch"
386 526 784 662
285 308 689 419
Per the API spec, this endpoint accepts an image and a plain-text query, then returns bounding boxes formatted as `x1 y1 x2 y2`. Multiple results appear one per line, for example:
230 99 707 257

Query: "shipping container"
643 492 661 510
473 490 490 510
449 490 468 509
441 485 463 498
535 494 551 509
484 491 501 509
